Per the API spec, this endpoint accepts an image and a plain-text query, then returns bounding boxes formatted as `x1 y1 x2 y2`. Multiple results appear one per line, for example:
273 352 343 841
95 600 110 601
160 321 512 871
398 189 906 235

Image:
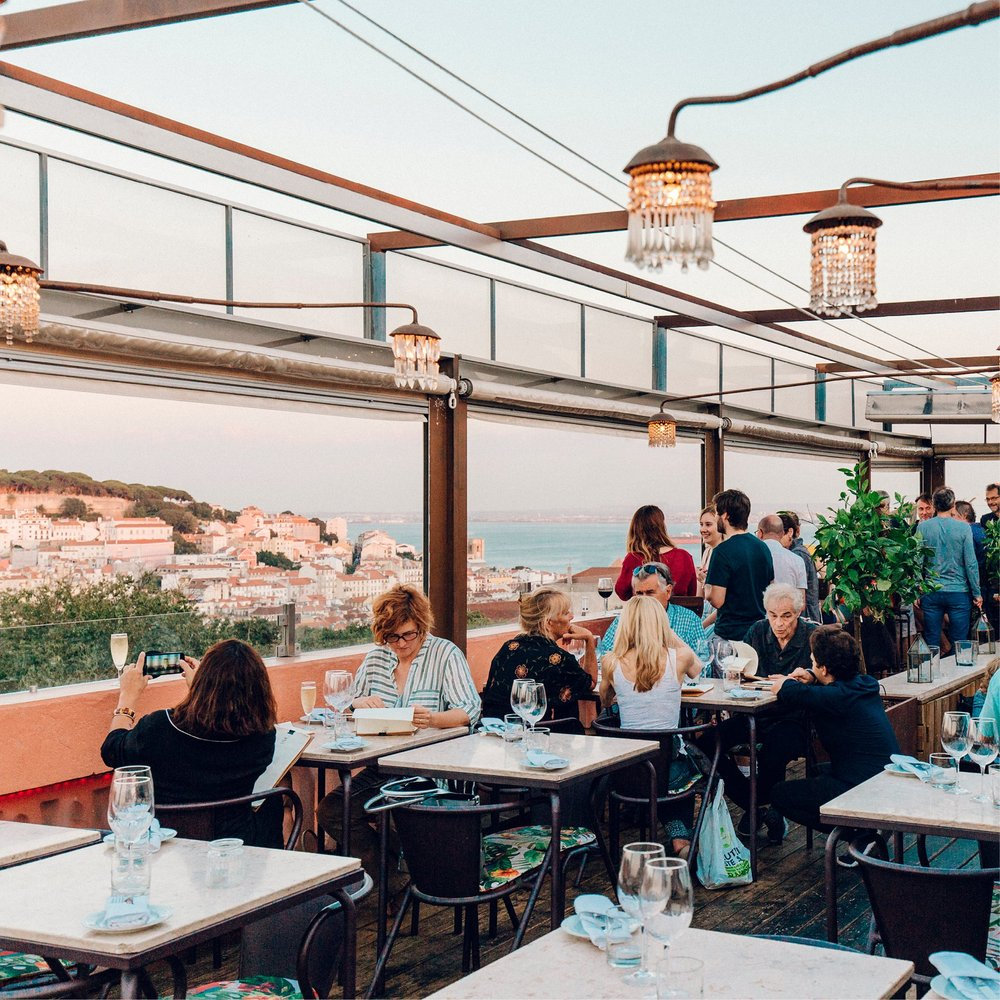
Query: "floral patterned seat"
481 824 596 891
179 976 301 999
0 950 72 987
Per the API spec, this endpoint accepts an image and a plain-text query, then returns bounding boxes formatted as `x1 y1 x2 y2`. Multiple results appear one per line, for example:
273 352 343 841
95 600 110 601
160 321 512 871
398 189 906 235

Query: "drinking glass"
324 670 353 739
712 638 735 680
940 711 971 795
510 678 534 725
512 680 546 732
644 858 694 969
524 726 550 754
928 645 941 679
656 957 704 999
524 682 547 731
989 763 1000 809
602 907 641 968
502 714 524 758
110 633 129 677
206 838 245 888
928 752 958 792
300 681 317 719
617 842 666 986
954 640 975 667
598 577 613 611
969 716 999 803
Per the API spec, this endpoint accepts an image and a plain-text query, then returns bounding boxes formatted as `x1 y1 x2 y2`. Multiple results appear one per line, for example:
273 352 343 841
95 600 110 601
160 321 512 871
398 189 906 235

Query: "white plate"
560 913 590 939
83 904 172 934
883 763 918 778
523 757 570 771
929 974 984 1000
103 828 177 847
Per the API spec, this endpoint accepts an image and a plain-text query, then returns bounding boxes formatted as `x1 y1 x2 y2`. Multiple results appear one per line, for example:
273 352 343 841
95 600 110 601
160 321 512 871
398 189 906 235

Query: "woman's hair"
809 625 860 681
518 587 570 637
172 639 277 738
607 596 674 694
699 504 716 520
626 505 675 562
371 585 434 645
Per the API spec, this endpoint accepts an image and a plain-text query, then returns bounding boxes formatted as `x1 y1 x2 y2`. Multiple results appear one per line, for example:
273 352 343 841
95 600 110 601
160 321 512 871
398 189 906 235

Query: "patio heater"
0 240 42 345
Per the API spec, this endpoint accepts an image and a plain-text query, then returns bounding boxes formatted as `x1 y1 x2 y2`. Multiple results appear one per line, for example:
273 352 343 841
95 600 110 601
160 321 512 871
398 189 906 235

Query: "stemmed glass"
110 633 129 677
969 717 999 803
713 637 735 680
300 681 317 721
597 577 613 612
617 841 666 986
940 711 972 795
644 858 694 980
512 679 546 733
324 670 354 739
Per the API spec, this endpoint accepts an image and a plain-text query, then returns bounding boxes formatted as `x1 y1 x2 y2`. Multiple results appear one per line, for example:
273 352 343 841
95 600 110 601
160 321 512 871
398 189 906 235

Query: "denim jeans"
920 590 973 649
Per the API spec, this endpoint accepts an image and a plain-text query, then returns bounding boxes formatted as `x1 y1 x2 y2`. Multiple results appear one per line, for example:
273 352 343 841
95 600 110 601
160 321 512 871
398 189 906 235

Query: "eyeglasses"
632 562 670 582
385 630 419 645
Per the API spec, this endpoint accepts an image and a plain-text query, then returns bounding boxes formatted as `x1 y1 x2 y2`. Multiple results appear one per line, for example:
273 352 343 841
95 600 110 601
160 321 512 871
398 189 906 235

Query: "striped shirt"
353 634 481 728
598 603 710 673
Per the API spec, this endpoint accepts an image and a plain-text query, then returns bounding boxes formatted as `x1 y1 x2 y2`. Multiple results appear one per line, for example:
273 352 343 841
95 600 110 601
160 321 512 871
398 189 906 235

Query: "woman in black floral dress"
481 587 597 726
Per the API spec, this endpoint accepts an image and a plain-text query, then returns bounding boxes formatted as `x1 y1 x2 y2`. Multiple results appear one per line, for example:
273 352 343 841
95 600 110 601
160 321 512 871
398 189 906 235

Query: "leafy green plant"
985 519 1000 580
812 462 938 672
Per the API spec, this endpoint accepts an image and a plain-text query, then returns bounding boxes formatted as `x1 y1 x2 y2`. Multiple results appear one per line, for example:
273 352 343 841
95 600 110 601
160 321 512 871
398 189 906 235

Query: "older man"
756 514 807 602
700 582 816 843
598 561 709 669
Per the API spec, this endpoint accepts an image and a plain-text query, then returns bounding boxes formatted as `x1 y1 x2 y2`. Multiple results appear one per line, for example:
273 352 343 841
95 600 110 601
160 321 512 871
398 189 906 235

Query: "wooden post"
702 425 724 506
920 455 947 495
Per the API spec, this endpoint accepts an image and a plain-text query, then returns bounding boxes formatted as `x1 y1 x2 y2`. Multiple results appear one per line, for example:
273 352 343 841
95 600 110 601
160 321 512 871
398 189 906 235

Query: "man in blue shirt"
597 561 709 671
916 487 982 648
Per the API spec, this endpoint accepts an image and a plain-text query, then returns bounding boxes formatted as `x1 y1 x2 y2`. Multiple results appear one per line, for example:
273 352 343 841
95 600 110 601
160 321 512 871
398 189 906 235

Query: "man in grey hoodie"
778 511 821 623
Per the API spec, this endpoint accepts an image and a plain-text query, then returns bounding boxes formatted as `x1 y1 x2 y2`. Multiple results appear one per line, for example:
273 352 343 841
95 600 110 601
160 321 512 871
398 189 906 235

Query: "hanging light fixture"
0 241 43 346
647 407 677 448
389 321 441 391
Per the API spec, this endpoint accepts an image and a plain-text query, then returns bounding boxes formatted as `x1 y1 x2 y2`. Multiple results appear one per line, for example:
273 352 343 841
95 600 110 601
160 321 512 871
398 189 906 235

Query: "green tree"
256 550 300 571
58 497 92 519
299 622 373 651
173 532 201 555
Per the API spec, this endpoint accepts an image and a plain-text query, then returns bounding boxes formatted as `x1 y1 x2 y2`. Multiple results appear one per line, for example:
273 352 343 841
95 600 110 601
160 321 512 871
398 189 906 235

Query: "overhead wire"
297 0 981 381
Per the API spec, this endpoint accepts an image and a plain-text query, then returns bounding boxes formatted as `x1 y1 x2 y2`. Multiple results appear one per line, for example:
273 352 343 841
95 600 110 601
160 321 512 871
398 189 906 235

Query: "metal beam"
818 353 999 374
0 62 946 388
0 0 298 49
658 296 1000 330
368 174 1000 252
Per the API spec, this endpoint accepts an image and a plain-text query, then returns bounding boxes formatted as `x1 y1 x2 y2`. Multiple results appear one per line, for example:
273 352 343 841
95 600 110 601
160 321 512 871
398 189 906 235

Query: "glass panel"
46 160 227 297
871 468 921 508
824 379 854 426
232 211 364 336
584 309 652 389
773 361 815 421
494 284 580 375
0 144 41 263
944 460 997 513
854 380 883 428
386 254 491 358
666 332 719 398
722 347 772 413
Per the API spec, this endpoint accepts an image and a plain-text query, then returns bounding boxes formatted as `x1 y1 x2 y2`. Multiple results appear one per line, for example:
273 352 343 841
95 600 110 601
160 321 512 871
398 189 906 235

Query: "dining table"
426 925 914 999
0 837 363 998
0 820 101 869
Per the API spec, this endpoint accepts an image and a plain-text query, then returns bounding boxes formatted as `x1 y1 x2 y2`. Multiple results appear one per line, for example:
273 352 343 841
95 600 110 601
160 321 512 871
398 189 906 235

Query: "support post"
702 424 724 507
921 455 947 495
364 248 386 341
425 358 468 652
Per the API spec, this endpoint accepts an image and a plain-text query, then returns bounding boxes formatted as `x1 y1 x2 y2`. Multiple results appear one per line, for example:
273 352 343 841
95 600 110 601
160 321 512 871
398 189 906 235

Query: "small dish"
523 756 569 770
928 975 969 1000
560 914 590 939
103 828 177 848
83 905 172 934
883 763 917 778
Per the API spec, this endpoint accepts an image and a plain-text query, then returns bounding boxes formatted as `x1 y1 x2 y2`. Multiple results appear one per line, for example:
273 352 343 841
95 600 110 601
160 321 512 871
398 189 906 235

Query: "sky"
0 1 996 515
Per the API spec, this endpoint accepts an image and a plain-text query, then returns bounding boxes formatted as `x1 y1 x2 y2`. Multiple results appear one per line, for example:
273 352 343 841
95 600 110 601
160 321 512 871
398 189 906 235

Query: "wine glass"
644 858 694 975
940 711 971 795
324 670 353 739
969 716 999 803
598 577 614 612
110 633 129 677
300 680 317 720
712 637 735 680
617 841 666 986
518 681 547 732
510 678 534 726
108 767 154 846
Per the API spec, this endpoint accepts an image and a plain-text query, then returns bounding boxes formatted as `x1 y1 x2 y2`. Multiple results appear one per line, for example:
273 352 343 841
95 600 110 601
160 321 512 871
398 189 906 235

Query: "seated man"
598 561 709 671
770 625 899 833
703 583 817 843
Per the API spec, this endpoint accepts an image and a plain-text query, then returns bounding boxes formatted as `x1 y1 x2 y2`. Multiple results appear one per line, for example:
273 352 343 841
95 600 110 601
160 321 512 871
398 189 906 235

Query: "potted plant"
812 461 938 673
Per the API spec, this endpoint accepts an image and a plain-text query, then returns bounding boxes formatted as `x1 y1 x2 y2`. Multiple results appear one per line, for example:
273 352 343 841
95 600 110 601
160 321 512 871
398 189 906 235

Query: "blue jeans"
920 590 973 649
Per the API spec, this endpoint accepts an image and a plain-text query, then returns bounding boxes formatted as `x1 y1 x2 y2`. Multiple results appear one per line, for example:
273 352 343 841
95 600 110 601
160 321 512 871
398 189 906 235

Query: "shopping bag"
695 778 753 889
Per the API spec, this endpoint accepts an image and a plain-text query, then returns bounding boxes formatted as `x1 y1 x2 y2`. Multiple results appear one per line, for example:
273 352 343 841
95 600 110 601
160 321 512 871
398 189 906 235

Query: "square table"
426 926 914 999
294 724 469 854
0 838 363 998
820 769 1000 942
682 678 779 877
0 820 100 869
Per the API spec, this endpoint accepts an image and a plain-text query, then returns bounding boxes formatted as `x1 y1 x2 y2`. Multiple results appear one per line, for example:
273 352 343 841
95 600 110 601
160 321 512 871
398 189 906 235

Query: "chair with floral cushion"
0 952 118 998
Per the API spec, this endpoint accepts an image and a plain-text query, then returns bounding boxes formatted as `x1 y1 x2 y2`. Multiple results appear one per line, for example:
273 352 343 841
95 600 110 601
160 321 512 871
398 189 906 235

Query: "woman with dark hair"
615 505 697 600
101 639 279 846
769 625 899 833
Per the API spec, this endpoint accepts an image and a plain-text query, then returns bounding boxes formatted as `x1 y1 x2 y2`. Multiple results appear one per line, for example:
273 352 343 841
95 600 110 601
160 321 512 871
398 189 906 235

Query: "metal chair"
591 718 720 872
749 933 858 952
849 842 999 988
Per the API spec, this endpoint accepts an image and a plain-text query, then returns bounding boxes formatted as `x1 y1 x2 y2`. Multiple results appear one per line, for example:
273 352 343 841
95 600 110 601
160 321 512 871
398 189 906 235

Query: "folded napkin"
478 717 508 735
305 708 336 724
727 688 763 700
574 897 635 950
322 736 368 752
890 754 937 781
103 894 150 929
930 951 1000 1000
524 748 569 769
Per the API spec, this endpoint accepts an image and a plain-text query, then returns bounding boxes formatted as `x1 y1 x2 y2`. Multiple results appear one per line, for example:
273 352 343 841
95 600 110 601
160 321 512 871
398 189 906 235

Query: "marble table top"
428 927 913 999
378 731 659 788
0 821 100 869
879 651 995 704
680 676 778 713
820 769 1000 838
0 838 360 961
296 723 468 767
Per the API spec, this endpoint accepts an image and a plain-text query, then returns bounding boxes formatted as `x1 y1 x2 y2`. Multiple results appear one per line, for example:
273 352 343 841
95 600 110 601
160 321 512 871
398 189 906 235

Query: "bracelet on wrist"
113 706 136 725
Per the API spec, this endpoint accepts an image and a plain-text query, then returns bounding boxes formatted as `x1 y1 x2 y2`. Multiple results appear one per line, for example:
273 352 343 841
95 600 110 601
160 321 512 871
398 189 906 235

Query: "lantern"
0 240 43 345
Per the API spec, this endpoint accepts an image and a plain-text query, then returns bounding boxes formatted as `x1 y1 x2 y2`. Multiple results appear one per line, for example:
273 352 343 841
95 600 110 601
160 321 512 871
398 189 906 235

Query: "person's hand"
789 667 814 684
772 674 796 691
973 596 983 609
411 705 435 729
353 695 385 709
563 623 595 644
119 656 148 703
180 655 199 688
696 566 708 585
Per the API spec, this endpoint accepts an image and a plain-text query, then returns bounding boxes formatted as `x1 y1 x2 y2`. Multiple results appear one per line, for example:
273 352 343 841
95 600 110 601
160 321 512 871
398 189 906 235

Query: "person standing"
696 504 723 633
756 514 807 603
981 483 999 527
915 493 934 522
704 490 774 642
778 510 822 623
978 484 1000 635
615 505 697 600
916 487 982 648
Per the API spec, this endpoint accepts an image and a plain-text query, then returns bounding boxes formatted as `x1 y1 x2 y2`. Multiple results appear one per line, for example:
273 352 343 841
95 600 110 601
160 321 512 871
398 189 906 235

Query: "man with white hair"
756 514 807 604
745 583 817 677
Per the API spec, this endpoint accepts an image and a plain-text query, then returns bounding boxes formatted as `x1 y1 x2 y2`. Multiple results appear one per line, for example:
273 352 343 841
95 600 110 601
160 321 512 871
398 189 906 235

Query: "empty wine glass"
324 670 353 738
969 716 999 803
516 681 547 732
510 678 533 724
617 841 666 986
940 711 971 795
108 767 154 846
644 858 695 974
110 633 129 677
712 637 735 680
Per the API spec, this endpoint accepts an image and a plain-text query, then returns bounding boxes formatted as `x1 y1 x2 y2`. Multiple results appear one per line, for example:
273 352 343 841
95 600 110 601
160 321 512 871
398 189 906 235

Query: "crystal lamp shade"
0 241 43 346
991 373 1000 424
624 137 718 273
389 323 441 391
647 412 677 448
803 203 883 317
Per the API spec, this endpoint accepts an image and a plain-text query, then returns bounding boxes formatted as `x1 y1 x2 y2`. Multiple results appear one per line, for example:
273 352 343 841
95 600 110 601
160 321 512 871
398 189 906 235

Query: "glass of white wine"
110 633 129 677
300 681 317 722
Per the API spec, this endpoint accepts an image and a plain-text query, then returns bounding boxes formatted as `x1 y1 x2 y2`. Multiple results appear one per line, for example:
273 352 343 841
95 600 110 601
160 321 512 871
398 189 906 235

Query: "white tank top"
613 648 681 731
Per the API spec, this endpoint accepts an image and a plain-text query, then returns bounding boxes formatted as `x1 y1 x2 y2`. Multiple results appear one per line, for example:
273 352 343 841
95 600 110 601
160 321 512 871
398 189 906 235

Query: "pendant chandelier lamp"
0 240 43 346
647 407 678 448
388 322 441 391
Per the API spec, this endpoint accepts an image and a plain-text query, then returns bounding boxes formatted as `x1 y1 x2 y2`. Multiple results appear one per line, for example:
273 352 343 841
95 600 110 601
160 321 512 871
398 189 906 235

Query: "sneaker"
736 810 763 839
762 808 788 845
837 838 877 869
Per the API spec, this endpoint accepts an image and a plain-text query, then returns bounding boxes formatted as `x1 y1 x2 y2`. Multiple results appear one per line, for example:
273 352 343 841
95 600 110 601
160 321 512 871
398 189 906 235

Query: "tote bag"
695 778 753 889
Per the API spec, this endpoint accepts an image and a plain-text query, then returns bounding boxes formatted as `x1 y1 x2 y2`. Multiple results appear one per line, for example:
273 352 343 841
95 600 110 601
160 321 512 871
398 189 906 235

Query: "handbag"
695 778 753 889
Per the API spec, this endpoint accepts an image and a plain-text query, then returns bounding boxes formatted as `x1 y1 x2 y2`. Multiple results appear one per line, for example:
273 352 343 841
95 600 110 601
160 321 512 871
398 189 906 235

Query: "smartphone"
142 651 185 678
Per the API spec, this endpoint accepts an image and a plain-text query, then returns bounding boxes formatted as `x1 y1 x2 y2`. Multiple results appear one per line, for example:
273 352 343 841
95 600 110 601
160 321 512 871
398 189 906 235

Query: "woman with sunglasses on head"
615 504 697 601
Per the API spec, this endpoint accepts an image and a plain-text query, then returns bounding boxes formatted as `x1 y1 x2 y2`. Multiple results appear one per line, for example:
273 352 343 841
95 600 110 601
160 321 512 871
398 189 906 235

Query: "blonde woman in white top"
600 596 702 857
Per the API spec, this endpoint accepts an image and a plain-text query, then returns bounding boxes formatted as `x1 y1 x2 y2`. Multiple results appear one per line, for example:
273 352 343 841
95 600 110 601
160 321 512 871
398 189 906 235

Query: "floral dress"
481 633 594 722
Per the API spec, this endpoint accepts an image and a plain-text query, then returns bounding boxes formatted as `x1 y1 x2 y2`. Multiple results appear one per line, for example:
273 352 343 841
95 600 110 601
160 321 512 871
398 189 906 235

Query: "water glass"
206 838 245 888
656 957 705 999
928 753 958 792
111 838 151 896
989 764 1000 809
524 726 550 754
722 666 742 692
928 645 941 679
954 640 975 667
602 907 641 968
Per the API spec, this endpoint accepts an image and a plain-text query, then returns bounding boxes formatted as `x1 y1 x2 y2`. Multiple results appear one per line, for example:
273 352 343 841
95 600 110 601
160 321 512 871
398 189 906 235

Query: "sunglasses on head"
632 563 670 582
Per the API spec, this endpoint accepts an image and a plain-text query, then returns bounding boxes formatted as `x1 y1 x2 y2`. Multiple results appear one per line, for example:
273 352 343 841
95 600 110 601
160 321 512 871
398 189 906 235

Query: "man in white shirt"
756 514 807 605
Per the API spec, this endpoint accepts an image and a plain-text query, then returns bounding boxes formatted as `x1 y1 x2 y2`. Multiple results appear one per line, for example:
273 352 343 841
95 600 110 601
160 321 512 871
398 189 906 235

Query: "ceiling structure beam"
0 61 947 389
367 174 1000 252
0 0 298 49
818 354 999 374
